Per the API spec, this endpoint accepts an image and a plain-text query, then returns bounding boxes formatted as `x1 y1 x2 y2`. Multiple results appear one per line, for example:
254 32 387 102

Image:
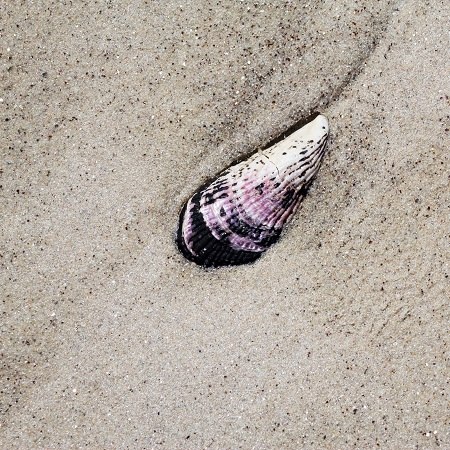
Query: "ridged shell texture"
177 113 329 267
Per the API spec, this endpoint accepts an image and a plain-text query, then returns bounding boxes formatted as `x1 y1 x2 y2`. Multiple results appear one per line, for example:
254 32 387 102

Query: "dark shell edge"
176 191 274 268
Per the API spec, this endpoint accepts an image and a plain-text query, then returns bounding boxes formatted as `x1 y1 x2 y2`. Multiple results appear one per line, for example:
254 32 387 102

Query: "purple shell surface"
177 112 329 267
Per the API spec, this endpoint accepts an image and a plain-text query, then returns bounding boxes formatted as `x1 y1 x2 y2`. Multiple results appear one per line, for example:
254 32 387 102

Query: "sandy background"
1 0 449 448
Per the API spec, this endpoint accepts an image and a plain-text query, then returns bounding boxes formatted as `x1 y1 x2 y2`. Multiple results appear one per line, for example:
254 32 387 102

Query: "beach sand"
1 0 448 448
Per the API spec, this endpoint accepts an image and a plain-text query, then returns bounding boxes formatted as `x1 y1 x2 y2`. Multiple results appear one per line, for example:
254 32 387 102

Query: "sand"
1 0 449 448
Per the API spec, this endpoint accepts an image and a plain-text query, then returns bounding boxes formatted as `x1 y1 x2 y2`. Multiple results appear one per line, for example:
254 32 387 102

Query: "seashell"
177 112 329 267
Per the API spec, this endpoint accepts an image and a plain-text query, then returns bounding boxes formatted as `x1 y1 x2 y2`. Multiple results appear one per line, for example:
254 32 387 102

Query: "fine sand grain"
1 0 449 448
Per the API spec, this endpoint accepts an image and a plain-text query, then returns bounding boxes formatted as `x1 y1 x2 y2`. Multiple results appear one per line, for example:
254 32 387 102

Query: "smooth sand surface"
1 0 449 448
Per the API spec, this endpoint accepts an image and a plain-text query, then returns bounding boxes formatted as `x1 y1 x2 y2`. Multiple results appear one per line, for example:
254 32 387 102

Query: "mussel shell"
177 112 329 267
